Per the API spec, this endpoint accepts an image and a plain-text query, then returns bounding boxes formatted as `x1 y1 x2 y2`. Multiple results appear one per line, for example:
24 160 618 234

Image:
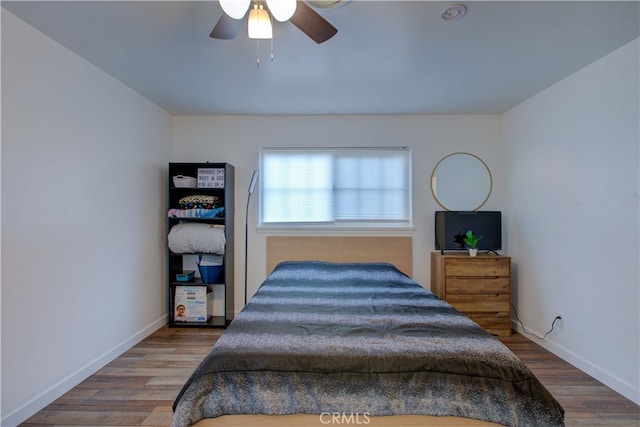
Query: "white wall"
503 38 639 404
171 114 505 311
1 11 172 425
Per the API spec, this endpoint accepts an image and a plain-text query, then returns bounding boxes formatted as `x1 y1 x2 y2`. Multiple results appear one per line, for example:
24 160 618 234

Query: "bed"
172 237 564 427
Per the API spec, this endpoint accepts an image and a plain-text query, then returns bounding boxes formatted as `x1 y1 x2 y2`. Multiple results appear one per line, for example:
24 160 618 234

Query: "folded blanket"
168 223 225 254
168 208 224 219
178 195 221 210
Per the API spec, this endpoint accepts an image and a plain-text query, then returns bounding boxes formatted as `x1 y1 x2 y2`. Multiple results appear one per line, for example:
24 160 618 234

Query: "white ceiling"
3 1 638 115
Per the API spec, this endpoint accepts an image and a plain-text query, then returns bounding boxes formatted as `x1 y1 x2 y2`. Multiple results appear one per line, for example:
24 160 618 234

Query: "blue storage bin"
175 270 195 282
198 264 223 283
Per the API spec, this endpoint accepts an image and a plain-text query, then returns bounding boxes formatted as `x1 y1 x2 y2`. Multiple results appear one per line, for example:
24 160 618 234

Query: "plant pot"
468 248 478 257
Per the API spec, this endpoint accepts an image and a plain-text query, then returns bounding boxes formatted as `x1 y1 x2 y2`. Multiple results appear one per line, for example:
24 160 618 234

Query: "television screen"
435 211 502 251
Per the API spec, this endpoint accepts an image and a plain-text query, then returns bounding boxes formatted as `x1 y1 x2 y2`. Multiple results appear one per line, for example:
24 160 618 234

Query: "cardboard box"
174 286 213 322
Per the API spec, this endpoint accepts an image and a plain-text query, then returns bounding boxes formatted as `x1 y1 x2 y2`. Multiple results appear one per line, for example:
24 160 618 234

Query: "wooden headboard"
266 236 412 277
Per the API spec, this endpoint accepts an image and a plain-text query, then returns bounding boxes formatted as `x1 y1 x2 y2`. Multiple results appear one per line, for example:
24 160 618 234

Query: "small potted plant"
463 229 483 257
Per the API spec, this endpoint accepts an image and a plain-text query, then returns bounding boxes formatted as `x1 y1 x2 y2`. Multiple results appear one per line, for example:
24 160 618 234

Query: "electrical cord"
511 303 561 340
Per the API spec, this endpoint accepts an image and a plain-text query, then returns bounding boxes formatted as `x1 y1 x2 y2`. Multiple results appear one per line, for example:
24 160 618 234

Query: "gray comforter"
172 261 564 427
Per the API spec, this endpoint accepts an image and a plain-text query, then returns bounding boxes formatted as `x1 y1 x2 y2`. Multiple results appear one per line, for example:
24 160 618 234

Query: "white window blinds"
260 147 411 226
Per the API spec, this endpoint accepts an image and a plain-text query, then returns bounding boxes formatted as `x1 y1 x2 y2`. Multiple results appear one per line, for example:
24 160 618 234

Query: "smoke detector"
441 3 467 21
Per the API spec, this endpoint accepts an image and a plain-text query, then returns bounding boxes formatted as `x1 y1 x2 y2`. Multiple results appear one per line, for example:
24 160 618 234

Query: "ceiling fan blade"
210 13 244 40
289 1 337 44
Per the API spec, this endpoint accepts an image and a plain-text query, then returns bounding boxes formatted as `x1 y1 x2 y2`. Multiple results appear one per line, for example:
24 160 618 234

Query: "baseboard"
511 320 640 405
1 315 168 427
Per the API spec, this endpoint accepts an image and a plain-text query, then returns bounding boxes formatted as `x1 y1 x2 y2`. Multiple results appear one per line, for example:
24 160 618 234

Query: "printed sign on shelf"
198 168 225 188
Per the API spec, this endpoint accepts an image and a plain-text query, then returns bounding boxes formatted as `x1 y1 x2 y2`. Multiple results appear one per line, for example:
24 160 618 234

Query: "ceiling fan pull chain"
256 38 260 67
270 13 274 61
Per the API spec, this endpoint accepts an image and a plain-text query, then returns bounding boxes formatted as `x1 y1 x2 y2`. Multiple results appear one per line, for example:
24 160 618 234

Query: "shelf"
169 187 226 192
167 217 225 222
168 251 225 256
171 315 227 328
167 162 234 329
170 279 225 286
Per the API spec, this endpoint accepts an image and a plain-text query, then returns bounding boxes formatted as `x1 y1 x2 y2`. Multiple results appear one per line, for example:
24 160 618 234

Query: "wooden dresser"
430 252 512 336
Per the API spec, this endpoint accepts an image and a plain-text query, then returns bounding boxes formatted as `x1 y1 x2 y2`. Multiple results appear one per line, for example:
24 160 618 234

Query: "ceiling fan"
210 0 340 44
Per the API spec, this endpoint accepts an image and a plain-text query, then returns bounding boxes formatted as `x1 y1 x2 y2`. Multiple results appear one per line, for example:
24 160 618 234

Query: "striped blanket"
172 261 564 427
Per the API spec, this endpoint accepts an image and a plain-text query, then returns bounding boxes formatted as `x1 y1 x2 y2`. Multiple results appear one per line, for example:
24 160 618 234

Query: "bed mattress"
172 261 564 427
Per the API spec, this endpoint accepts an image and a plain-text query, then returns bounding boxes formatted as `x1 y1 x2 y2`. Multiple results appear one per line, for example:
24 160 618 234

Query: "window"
260 147 412 227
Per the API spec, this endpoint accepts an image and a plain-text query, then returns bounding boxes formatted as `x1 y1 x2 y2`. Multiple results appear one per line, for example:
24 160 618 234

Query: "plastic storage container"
198 264 223 283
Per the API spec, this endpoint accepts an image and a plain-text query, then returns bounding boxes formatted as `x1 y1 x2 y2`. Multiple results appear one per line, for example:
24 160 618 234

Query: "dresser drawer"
447 293 509 312
444 258 510 277
446 277 509 294
465 312 511 336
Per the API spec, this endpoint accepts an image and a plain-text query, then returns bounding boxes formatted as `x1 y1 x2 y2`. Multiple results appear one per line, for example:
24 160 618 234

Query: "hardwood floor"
501 334 639 426
20 327 639 427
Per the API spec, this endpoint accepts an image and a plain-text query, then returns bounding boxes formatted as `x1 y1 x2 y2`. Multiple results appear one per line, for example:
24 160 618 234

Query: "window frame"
257 146 413 231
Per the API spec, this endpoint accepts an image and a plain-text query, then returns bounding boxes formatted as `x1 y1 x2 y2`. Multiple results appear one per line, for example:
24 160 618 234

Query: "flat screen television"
435 211 502 252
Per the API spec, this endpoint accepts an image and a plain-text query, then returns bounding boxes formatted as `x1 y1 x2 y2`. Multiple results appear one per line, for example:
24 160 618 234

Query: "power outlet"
554 312 565 330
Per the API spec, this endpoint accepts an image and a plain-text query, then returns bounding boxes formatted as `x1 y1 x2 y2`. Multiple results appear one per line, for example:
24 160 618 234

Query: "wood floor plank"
145 377 194 387
22 410 149 425
96 367 196 377
19 327 639 426
76 376 156 390
142 406 174 426
91 389 178 401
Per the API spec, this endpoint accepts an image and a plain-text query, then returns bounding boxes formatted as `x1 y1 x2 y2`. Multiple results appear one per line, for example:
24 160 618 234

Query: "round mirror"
430 152 492 211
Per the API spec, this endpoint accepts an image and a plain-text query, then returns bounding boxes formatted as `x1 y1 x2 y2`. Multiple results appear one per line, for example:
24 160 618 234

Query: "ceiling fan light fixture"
219 0 251 19
266 0 297 22
248 4 273 39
